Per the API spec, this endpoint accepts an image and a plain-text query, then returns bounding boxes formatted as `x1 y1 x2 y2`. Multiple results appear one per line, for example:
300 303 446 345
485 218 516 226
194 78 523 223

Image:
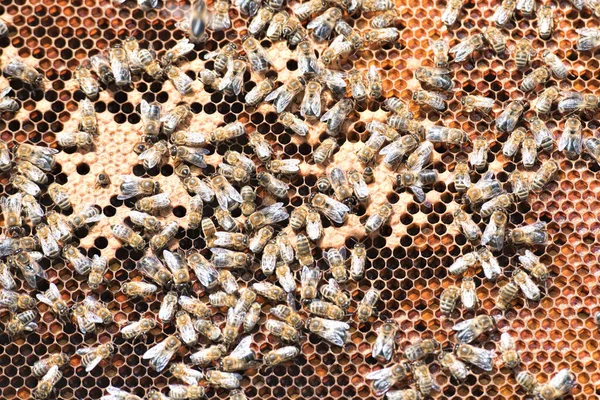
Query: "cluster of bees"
1 0 599 395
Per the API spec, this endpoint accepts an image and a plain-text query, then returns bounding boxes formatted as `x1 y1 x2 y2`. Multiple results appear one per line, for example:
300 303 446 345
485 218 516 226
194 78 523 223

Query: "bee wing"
481 218 505 250
499 332 515 351
138 146 163 169
518 249 537 269
106 386 131 396
460 286 477 310
264 85 285 102
229 335 254 359
0 87 12 99
548 369 576 392
159 299 177 321
35 293 54 307
467 347 495 371
306 13 329 29
140 99 150 117
409 185 426 203
372 334 394 361
84 354 103 372
178 318 197 344
121 320 142 336
172 38 195 57
143 340 167 359
453 319 477 343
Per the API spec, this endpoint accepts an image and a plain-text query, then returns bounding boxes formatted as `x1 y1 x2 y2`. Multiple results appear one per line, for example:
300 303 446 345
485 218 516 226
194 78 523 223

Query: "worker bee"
347 243 367 280
308 299 345 320
454 343 494 371
558 91 600 115
266 11 290 40
461 277 479 311
357 132 386 165
384 97 412 118
77 342 115 372
481 210 508 251
218 59 246 96
321 34 353 66
248 132 274 162
403 339 438 363
161 38 195 66
107 45 131 86
211 248 250 269
0 288 35 312
149 221 179 252
516 370 541 395
317 66 346 95
242 36 270 73
496 100 526 133
320 99 353 136
82 296 111 326
163 250 191 290
20 194 43 226
357 288 379 322
496 278 519 310
168 384 205 400
306 317 349 346
365 362 411 396
460 95 494 117
271 304 303 329
306 7 342 41
183 177 214 202
369 9 396 28
301 265 320 302
278 112 309 137
221 335 257 371
36 282 69 319
345 70 368 102
33 364 62 399
265 77 305 113
506 39 536 70
427 126 469 146
493 0 516 25
533 86 560 115
323 247 346 283
276 234 294 266
32 353 69 378
6 309 38 337
453 314 496 344
47 183 71 210
439 352 469 382
63 245 93 275
540 50 568 79
442 0 464 25
35 224 59 259
257 171 289 199
210 175 242 211
364 27 400 46
4 59 43 88
413 362 438 397
1 192 23 237
47 211 74 244
238 186 256 217
170 145 210 168
111 224 146 250
252 281 286 302
263 346 299 366
143 335 181 372
510 221 548 246
313 138 339 165
245 78 276 107
440 285 460 316
15 143 58 172
586 136 600 165
415 67 453 91
129 210 161 233
477 247 502 280
371 321 398 362
537 369 576 400
518 250 549 281
123 281 159 299
520 67 550 92
288 205 310 233
449 33 486 62
481 192 519 218
379 134 419 168
135 193 171 214
364 201 393 234
426 39 450 69
559 115 582 160
89 53 114 84
100 386 143 400
9 251 46 288
118 175 158 200
248 7 273 36
179 295 211 319
299 80 323 118
0 141 11 172
120 317 156 341
213 232 248 252
244 302 261 332
165 65 193 95
208 0 232 30
468 135 489 170
137 255 173 287
213 209 239 234
201 218 217 244
10 175 39 197
175 311 197 346
577 28 600 51
531 159 559 192
162 104 191 135
508 171 530 202
158 292 178 323
413 89 447 112
453 209 481 242
190 344 227 366
203 43 237 74
138 140 169 169
396 169 439 204
0 87 19 116
536 5 554 39
138 49 163 80
74 66 99 99
187 252 219 290
448 252 478 276
248 227 274 254
499 332 520 369
526 116 553 152
266 319 301 342
502 127 526 158
206 370 243 389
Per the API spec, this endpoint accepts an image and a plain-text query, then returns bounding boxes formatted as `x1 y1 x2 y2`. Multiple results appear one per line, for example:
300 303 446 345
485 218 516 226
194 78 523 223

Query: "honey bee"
211 248 250 269
537 369 576 400
460 95 494 117
209 0 232 31
266 11 290 40
345 70 368 102
164 250 191 290
440 285 460 316
47 211 74 244
357 288 379 322
284 16 309 46
413 89 447 112
162 104 191 135
358 132 387 165
215 208 238 234
318 66 346 95
248 227 274 254
533 86 559 115
0 141 11 171
187 253 218 293
137 140 169 169
278 112 309 137
516 371 541 396
467 135 488 170
321 35 353 66
313 138 339 165
248 132 274 162
463 171 502 206
118 175 158 201
6 309 38 337
202 44 236 75
365 202 393 234
415 67 453 91
449 33 485 62
585 136 600 165
248 7 273 36
237 187 256 218
245 78 276 107
448 252 478 276
179 294 211 319
506 39 536 70
15 143 58 172
335 19 364 50
265 77 305 113
143 335 181 372
319 99 353 136
9 251 46 288
1 192 23 237
502 127 526 158
384 96 413 117
379 134 419 168
107 45 131 86
170 145 210 168
453 209 481 242
306 317 349 346
323 247 345 282
558 116 582 160
36 223 61 259
216 270 238 295
137 49 163 80
453 314 496 344
510 221 548 246
508 171 529 202
299 80 322 118
0 262 16 290
157 291 178 322
439 352 469 382
397 169 439 204
459 277 478 311
242 36 270 73
520 66 550 92
518 250 548 282
136 255 171 287
531 159 559 192
264 346 300 366
364 27 400 46
576 28 600 51
536 5 554 39
111 224 145 250
301 265 320 302
481 210 508 251
89 53 114 84
0 289 34 313
496 100 526 133
135 193 171 214
454 343 494 371
120 317 156 340
190 344 227 366
252 281 286 302
271 304 303 329
365 362 411 396
161 38 195 66
47 184 72 211
149 221 179 252
244 302 261 332
63 245 93 275
493 0 516 25
540 51 568 80
257 171 289 199
442 0 464 26
122 281 159 298
10 175 40 197
346 243 367 280
165 65 193 95
201 218 217 244
129 210 161 233
32 353 69 378
0 88 19 116
294 0 326 20
413 362 438 397
74 66 99 99
403 338 439 362
266 319 301 342
175 311 197 346
497 331 520 369
306 7 343 41
168 385 205 399
36 282 69 319
288 204 309 231
20 195 43 226
77 342 114 372
221 335 258 371
205 370 243 389
308 299 344 320
477 247 502 280
558 91 600 115
33 365 62 399
4 59 43 88
369 321 397 362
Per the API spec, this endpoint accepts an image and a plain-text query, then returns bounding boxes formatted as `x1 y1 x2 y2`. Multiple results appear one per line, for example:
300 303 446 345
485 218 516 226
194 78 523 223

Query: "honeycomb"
0 0 599 397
